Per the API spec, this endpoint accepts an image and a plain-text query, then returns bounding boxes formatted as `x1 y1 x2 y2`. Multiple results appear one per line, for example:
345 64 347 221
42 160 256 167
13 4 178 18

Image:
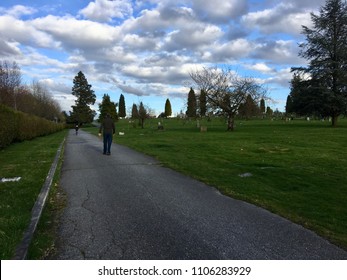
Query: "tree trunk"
227 115 235 131
331 114 338 127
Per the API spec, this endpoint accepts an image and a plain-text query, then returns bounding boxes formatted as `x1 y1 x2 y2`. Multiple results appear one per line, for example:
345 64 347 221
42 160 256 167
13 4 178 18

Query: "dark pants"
103 133 113 154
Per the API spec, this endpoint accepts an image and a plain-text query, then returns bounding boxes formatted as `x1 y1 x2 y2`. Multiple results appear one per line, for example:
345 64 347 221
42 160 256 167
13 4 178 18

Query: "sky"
0 0 326 116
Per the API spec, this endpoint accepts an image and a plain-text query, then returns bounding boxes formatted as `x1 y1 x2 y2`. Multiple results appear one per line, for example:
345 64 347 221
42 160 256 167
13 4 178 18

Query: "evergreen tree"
289 70 323 116
164 98 172 117
239 94 259 119
199 89 207 117
119 94 126 118
260 98 266 115
70 71 96 124
292 0 347 127
266 106 274 117
98 94 118 122
187 87 197 118
285 95 294 115
138 102 147 128
131 103 138 119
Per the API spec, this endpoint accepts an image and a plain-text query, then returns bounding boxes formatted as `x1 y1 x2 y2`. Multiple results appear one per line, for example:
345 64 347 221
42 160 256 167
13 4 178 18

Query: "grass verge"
0 130 68 259
26 139 67 259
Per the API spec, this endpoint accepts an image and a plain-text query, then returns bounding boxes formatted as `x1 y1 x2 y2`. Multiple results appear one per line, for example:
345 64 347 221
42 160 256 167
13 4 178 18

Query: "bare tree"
0 61 21 108
30 80 62 120
190 67 267 131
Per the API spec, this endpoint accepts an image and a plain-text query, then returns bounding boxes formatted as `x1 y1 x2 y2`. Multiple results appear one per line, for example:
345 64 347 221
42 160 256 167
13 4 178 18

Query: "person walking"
75 123 79 135
98 113 115 155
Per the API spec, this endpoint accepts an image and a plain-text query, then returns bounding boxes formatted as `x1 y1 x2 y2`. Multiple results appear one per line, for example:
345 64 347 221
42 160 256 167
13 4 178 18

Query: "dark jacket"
99 116 115 135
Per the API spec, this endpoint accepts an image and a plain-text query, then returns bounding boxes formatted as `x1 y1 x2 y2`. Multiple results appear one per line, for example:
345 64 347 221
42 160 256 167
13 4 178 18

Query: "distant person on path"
99 114 115 155
75 123 79 135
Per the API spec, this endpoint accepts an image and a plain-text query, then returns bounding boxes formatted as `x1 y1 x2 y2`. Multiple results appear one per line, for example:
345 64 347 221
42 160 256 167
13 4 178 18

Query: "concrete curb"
13 138 65 260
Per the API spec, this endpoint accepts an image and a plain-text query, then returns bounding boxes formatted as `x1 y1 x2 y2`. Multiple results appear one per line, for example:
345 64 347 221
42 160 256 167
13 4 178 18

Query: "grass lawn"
0 130 67 259
2 118 345 259
86 117 347 250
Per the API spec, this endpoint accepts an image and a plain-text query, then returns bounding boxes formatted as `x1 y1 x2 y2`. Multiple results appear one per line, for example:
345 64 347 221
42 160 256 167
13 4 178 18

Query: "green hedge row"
0 104 65 148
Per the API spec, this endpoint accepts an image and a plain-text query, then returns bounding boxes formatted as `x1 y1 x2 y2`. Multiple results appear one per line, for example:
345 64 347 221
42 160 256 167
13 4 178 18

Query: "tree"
0 61 64 122
164 98 172 117
29 80 62 121
98 94 118 122
238 94 259 119
0 61 21 109
289 72 324 117
186 87 197 118
70 71 96 124
199 89 207 117
119 94 126 118
190 67 266 131
292 0 347 127
285 95 294 115
138 102 148 128
131 103 138 119
266 106 274 117
260 98 266 115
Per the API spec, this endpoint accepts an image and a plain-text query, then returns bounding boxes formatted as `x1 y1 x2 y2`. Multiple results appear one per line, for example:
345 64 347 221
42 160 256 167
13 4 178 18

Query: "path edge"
13 137 66 260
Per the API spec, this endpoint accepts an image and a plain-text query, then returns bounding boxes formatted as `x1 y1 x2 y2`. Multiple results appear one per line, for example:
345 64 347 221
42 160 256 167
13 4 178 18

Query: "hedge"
0 104 65 148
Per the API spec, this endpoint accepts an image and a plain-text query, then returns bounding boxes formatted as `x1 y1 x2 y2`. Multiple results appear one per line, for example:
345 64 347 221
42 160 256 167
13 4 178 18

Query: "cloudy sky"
0 0 326 116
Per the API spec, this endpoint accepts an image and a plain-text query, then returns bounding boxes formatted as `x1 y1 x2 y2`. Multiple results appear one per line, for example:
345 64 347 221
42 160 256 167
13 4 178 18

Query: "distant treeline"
0 61 65 122
0 104 65 149
0 60 66 148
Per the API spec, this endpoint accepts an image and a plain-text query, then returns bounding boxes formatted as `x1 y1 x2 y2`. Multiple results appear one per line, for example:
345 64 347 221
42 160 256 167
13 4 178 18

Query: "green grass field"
0 130 67 259
86 117 347 249
1 118 346 259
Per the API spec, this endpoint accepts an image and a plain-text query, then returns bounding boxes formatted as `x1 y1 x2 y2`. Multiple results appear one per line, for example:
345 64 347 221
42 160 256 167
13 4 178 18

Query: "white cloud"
79 0 133 22
6 5 37 18
123 33 158 51
246 63 274 74
164 24 223 52
0 15 60 49
241 2 313 36
192 0 248 22
0 40 21 56
122 9 167 34
210 38 253 62
265 68 293 87
102 46 138 64
252 39 304 65
0 0 322 113
31 15 122 51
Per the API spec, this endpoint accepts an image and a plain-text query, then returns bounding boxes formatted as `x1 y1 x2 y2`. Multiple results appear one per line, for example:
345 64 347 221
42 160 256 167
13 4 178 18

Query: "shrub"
0 104 65 148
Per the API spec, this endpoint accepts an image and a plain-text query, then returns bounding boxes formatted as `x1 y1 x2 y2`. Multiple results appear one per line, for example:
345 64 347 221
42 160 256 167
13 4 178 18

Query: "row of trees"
4 0 345 130
69 71 173 126
286 0 347 126
1 63 171 129
187 0 346 130
0 61 64 122
186 86 272 120
188 68 268 131
68 71 127 124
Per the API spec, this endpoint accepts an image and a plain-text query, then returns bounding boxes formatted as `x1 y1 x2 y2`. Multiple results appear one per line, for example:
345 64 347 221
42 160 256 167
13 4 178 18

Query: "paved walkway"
52 130 347 259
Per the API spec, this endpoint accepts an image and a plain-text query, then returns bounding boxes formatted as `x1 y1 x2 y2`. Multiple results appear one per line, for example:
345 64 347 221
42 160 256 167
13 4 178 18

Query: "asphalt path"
53 129 347 260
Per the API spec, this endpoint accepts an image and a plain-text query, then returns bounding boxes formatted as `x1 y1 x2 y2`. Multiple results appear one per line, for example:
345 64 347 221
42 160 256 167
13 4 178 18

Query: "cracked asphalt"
53 129 347 260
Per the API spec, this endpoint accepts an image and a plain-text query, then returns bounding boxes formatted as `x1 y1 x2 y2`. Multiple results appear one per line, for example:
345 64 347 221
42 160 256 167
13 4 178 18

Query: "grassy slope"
86 118 347 249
